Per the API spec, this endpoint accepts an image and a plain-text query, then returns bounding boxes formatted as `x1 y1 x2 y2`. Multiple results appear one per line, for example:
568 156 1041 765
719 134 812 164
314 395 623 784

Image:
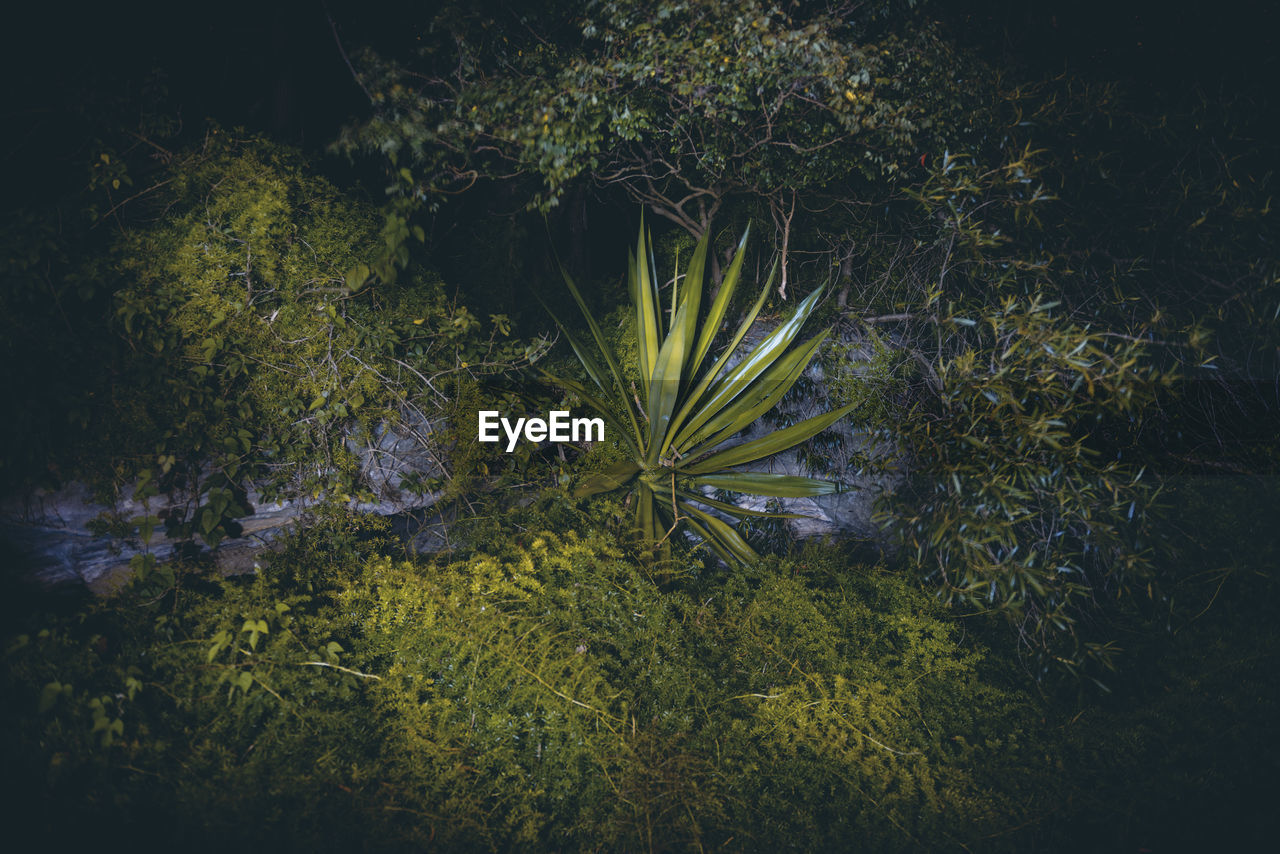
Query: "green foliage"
101 133 529 541
327 0 1232 675
5 476 1278 851
545 218 856 563
337 0 983 249
0 523 1057 851
891 293 1169 675
0 509 399 848
257 503 394 593
823 328 913 426
5 5 1278 849
816 130 1184 675
1041 474 1280 851
0 70 189 493
335 534 1060 849
1000 79 1280 470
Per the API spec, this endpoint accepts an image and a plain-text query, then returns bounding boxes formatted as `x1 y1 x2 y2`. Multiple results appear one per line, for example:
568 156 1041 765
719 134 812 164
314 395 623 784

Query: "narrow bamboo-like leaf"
682 330 829 455
537 314 640 451
680 501 759 564
574 460 642 498
647 225 661 329
560 267 631 395
683 402 859 475
680 228 709 345
647 326 689 464
649 495 676 562
692 472 842 497
669 242 678 322
676 489 808 519
539 299 610 395
706 283 825 402
671 284 825 450
543 215 847 567
627 246 649 401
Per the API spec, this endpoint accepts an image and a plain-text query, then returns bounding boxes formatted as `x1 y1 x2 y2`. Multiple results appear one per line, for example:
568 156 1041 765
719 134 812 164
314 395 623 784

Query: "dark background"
4 0 1276 195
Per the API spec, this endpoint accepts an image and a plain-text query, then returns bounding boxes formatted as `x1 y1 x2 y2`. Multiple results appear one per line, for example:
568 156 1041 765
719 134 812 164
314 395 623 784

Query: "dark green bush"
7 474 1279 852
2 522 1061 851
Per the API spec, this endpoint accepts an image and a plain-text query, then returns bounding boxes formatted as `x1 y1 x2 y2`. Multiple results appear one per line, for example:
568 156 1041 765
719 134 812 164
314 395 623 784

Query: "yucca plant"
543 219 857 564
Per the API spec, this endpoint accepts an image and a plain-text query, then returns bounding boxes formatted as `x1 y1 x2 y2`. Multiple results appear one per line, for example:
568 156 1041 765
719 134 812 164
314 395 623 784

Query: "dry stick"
775 190 797 300
652 471 687 549
91 177 175 229
124 130 174 162
631 382 648 422
859 313 915 324
325 3 374 104
299 661 382 680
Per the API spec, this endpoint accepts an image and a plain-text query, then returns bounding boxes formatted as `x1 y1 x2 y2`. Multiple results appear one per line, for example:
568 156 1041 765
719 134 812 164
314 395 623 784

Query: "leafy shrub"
100 133 528 542
888 295 1170 677
3 523 1067 851
826 144 1182 677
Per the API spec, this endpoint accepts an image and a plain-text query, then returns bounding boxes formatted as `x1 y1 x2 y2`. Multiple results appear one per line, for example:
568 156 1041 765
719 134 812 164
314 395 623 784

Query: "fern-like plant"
543 219 856 564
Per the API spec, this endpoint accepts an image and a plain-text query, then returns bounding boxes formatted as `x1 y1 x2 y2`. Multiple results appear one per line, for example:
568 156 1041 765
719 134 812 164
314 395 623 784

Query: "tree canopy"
339 0 992 283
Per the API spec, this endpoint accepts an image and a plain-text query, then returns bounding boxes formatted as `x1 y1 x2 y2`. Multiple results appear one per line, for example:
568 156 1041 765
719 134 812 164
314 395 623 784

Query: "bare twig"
299 661 382 680
324 3 374 104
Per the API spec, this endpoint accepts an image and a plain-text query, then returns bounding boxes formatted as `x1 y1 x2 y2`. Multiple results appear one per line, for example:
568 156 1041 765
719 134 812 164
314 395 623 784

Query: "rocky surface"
1 413 447 593
709 324 904 542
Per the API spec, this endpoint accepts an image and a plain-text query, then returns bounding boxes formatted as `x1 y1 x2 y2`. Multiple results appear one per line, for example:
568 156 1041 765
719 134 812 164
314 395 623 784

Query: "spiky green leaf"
574 460 641 498
692 472 842 497
683 402 859 475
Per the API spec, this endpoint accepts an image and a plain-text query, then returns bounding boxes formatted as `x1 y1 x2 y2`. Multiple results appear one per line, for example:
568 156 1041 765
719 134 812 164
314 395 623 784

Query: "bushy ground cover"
4 475 1276 852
